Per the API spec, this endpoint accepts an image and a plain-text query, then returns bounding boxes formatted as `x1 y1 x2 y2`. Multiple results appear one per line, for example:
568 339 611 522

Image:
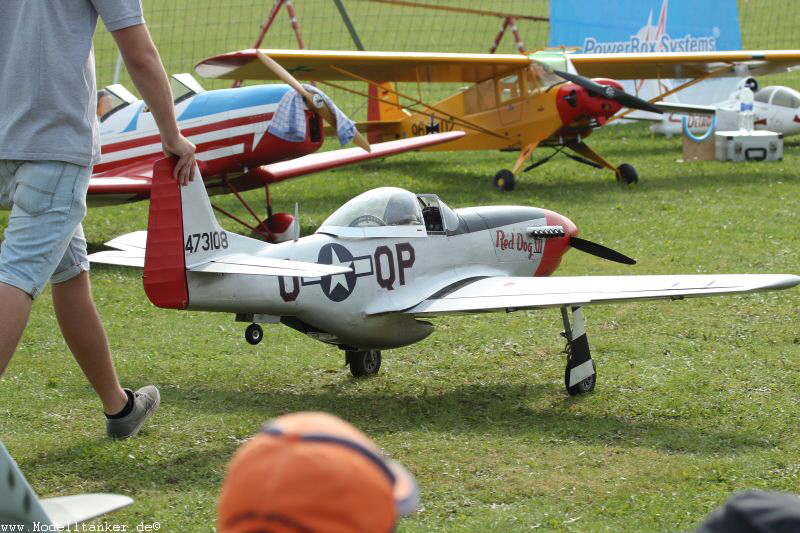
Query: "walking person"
0 0 196 438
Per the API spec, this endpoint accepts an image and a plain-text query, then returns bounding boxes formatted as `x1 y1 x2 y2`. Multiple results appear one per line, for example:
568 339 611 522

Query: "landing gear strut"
560 306 596 395
345 349 382 377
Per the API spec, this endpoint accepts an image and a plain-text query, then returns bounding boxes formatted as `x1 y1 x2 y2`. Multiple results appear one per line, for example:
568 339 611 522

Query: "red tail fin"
143 158 189 309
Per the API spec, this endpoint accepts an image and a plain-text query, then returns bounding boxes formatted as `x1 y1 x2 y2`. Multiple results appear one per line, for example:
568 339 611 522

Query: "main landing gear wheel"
616 163 638 184
565 359 596 396
492 169 516 191
346 350 382 377
245 323 263 345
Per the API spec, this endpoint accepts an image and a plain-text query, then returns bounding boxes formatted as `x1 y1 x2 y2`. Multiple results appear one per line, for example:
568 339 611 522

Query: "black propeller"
553 69 663 115
569 236 636 265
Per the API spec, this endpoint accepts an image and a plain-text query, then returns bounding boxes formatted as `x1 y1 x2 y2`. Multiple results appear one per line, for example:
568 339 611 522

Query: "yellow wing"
195 49 530 83
570 50 800 79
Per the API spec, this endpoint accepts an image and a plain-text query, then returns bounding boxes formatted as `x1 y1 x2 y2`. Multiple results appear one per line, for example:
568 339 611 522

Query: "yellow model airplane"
197 49 800 190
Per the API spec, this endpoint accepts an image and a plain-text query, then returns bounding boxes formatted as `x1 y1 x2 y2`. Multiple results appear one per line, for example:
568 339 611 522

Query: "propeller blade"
553 69 663 115
256 50 371 152
569 236 636 265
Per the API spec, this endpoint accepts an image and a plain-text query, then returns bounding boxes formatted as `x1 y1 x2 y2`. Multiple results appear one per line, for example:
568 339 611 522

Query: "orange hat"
217 412 419 533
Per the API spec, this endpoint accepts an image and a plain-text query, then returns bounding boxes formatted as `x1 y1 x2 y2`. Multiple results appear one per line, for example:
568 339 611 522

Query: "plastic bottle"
738 87 754 132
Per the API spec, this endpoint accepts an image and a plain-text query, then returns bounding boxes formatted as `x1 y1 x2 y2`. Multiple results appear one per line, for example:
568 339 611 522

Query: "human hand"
162 134 196 185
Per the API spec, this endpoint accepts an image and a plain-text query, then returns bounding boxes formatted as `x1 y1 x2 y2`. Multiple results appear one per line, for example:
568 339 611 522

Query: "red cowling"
534 210 578 277
555 80 625 128
143 158 190 309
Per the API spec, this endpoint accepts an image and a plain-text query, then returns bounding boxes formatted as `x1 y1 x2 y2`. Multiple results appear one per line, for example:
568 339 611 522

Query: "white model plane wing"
0 441 132 528
405 274 800 316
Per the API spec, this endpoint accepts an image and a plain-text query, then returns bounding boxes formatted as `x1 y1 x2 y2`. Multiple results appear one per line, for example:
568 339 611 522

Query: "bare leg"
0 282 33 376
51 272 128 414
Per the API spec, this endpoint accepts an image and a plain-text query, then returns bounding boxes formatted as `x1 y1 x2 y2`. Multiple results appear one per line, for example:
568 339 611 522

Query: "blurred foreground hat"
218 411 419 533
692 490 800 533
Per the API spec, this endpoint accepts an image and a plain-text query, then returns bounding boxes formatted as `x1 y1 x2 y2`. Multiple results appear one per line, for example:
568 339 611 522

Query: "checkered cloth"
268 84 357 146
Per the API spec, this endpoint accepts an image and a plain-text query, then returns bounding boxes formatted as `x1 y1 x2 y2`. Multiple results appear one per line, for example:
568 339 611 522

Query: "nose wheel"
345 349 382 377
245 323 264 345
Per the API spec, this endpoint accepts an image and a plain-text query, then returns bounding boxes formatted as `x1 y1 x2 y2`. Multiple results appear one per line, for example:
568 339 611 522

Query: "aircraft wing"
0 441 132 528
196 49 530 82
570 50 800 80
259 132 464 181
403 274 800 316
653 102 716 116
88 160 153 205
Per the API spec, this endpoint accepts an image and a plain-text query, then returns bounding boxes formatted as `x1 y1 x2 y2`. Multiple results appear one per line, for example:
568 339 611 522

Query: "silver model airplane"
90 159 799 396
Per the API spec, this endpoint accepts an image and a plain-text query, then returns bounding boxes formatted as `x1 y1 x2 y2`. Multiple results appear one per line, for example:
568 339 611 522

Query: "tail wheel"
616 163 638 184
245 323 263 345
346 350 382 377
493 169 516 191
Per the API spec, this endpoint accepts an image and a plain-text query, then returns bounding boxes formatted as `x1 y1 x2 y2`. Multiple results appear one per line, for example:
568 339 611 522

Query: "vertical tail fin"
367 82 404 144
143 158 264 310
143 158 190 309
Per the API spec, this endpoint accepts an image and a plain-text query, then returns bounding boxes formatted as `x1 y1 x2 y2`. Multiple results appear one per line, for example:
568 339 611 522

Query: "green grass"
6 1 800 530
1 124 799 532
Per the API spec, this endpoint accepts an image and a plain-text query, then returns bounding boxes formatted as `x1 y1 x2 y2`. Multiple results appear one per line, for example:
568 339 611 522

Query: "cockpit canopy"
754 86 800 108
317 187 460 238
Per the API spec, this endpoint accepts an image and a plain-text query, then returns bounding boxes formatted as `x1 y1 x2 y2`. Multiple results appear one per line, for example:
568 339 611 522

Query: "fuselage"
652 85 800 136
90 84 323 205
181 188 578 350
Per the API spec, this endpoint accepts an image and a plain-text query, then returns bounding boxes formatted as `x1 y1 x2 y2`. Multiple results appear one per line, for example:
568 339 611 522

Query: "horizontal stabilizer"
105 231 148 251
189 253 352 277
405 274 800 316
41 494 133 528
88 250 144 268
259 132 464 181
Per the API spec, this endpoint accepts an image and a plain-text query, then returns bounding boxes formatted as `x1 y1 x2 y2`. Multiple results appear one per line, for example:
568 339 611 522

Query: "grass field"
4 1 800 530
1 123 798 532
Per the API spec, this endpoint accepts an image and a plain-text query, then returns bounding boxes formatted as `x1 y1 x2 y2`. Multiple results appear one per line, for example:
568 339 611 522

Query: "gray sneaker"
106 386 160 439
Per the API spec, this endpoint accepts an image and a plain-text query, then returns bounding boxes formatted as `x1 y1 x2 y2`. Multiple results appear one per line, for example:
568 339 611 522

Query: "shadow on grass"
155 380 770 457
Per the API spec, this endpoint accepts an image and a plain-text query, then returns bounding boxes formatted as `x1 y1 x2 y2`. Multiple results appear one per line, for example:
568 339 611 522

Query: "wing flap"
196 49 530 83
570 50 800 80
405 274 800 316
259 132 464 182
188 253 352 277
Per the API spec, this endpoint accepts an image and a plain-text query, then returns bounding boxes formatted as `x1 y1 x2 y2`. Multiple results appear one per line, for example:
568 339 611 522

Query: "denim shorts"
0 160 91 298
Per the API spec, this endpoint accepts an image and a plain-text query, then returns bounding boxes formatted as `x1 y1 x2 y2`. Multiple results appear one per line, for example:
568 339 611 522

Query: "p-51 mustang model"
90 159 799 396
89 74 461 241
196 48 800 190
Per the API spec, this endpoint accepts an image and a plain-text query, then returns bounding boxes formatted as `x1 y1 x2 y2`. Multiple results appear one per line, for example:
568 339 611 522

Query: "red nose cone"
534 211 578 277
555 79 625 127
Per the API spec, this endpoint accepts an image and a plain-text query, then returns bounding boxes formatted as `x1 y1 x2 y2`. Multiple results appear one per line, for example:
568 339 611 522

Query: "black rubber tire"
565 359 596 396
492 169 516 191
245 323 263 345
347 349 382 377
616 163 639 184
